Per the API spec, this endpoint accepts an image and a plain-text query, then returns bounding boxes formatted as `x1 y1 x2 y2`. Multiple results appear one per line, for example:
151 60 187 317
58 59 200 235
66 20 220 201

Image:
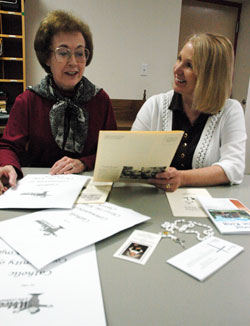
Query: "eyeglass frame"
51 46 90 63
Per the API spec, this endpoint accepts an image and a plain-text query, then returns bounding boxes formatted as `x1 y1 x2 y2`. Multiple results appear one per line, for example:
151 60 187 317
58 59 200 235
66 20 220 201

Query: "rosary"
159 219 214 248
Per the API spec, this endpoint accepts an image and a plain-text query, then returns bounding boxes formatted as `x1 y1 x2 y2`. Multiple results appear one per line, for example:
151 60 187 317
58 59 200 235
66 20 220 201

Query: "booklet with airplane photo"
197 197 250 234
93 130 184 183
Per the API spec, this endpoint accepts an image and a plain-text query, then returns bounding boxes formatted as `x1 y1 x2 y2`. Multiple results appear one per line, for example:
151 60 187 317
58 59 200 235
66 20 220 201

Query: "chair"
111 97 145 130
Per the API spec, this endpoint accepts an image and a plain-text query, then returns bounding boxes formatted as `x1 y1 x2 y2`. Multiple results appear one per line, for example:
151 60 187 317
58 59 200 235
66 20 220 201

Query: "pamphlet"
167 236 244 281
93 130 183 182
197 197 250 234
0 174 90 209
0 202 150 269
113 230 161 265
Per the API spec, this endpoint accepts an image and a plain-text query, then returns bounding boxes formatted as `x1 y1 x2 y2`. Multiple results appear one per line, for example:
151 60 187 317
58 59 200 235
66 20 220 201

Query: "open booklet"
197 197 250 234
93 130 184 182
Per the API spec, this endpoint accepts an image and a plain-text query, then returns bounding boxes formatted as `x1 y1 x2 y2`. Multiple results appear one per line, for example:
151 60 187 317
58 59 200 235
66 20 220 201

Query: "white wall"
24 0 182 99
244 78 250 174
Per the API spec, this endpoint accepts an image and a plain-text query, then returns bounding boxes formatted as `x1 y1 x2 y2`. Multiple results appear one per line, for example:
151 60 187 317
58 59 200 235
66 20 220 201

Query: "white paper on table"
114 230 161 265
0 174 90 209
0 239 106 326
166 188 211 217
76 178 113 204
167 236 243 281
0 202 150 269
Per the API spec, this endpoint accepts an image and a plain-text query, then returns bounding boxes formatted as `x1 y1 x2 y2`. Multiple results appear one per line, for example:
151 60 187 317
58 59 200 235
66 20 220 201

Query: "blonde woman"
132 33 246 192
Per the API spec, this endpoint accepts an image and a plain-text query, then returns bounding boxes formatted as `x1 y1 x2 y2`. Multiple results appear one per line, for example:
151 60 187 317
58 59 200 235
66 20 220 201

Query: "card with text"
167 236 243 281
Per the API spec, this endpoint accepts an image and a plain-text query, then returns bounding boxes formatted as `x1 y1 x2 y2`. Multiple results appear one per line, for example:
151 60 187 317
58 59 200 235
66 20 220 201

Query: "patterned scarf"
28 74 101 153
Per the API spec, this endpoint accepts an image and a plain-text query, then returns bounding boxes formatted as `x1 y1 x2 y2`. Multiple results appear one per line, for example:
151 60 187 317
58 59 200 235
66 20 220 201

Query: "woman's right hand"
148 167 182 192
0 165 17 195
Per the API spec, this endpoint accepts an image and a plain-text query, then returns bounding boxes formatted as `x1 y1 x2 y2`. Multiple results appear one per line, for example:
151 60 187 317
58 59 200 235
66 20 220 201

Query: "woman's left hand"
148 167 182 192
49 156 86 175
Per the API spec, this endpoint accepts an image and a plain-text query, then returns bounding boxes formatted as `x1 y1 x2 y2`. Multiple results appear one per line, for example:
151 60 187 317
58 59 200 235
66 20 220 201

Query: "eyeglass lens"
54 47 89 63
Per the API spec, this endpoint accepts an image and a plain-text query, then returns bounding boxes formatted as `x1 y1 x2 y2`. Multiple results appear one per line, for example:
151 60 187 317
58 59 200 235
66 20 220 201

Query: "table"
1 168 250 326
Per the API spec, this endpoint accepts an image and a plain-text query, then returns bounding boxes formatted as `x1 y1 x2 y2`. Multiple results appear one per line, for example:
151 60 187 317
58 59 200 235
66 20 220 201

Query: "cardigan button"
181 153 185 159
183 132 188 138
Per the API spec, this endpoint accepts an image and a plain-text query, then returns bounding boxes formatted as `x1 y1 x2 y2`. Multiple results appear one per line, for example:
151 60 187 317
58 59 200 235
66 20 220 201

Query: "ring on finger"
166 183 171 189
70 163 74 170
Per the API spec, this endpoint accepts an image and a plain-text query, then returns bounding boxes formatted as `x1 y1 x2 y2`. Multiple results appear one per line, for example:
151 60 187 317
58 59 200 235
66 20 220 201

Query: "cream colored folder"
93 130 184 182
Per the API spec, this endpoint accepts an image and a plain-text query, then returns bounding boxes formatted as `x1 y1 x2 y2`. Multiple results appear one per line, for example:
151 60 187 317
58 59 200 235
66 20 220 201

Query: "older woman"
0 10 116 194
132 33 246 192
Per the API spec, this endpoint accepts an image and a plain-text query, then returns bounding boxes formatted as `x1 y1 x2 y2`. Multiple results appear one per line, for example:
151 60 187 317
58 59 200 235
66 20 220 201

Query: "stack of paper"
0 173 151 324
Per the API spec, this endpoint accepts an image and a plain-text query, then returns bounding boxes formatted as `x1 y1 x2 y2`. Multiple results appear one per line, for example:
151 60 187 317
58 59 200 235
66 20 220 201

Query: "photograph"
120 166 166 180
122 242 149 260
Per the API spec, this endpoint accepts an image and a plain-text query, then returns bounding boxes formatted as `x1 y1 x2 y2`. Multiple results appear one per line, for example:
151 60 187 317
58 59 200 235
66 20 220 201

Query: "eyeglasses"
52 46 90 63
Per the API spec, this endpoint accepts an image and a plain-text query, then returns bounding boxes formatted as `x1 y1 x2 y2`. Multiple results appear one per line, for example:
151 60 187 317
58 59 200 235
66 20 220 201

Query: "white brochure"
0 174 90 209
167 236 243 281
197 197 250 234
0 240 106 325
114 230 161 265
166 188 211 217
0 202 150 269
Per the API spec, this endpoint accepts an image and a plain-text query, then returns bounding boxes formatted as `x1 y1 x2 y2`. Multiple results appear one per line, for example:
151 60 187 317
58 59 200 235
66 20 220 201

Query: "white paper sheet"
166 188 211 217
0 174 90 209
0 240 106 325
114 230 161 265
0 202 150 269
167 236 243 281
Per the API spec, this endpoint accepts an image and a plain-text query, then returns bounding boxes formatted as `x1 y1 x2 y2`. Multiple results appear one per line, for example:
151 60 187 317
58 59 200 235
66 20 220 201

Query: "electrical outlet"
140 63 148 76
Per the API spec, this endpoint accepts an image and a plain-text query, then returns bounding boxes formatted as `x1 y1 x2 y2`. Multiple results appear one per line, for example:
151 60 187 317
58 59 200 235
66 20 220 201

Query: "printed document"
0 202 150 269
197 197 250 234
0 239 106 325
166 188 211 217
93 130 183 182
76 178 113 204
167 236 243 281
0 174 90 209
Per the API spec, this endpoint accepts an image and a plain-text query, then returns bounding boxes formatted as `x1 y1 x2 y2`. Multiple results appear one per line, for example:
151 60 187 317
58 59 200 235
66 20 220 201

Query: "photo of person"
122 242 148 260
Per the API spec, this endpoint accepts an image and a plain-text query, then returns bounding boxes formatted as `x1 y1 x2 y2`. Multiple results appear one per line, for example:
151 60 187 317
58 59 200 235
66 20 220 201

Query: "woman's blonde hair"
188 33 234 114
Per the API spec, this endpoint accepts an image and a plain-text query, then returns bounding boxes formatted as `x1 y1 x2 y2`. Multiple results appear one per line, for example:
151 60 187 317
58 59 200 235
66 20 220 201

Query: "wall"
24 0 182 99
233 1 250 108
244 78 250 174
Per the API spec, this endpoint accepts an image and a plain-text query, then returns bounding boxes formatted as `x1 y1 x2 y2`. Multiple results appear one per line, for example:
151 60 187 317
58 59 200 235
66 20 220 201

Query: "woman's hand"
148 167 182 192
0 165 17 195
49 156 86 175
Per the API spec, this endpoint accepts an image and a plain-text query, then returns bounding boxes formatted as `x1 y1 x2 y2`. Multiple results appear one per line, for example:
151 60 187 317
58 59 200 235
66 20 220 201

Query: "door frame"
196 0 242 54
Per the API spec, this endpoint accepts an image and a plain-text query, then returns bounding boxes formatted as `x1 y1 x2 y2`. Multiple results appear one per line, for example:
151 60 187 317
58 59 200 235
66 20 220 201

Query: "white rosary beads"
159 219 214 247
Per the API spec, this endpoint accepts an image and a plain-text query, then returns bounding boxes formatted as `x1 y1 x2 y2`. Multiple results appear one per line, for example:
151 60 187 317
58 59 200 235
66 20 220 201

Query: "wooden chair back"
111 99 145 130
